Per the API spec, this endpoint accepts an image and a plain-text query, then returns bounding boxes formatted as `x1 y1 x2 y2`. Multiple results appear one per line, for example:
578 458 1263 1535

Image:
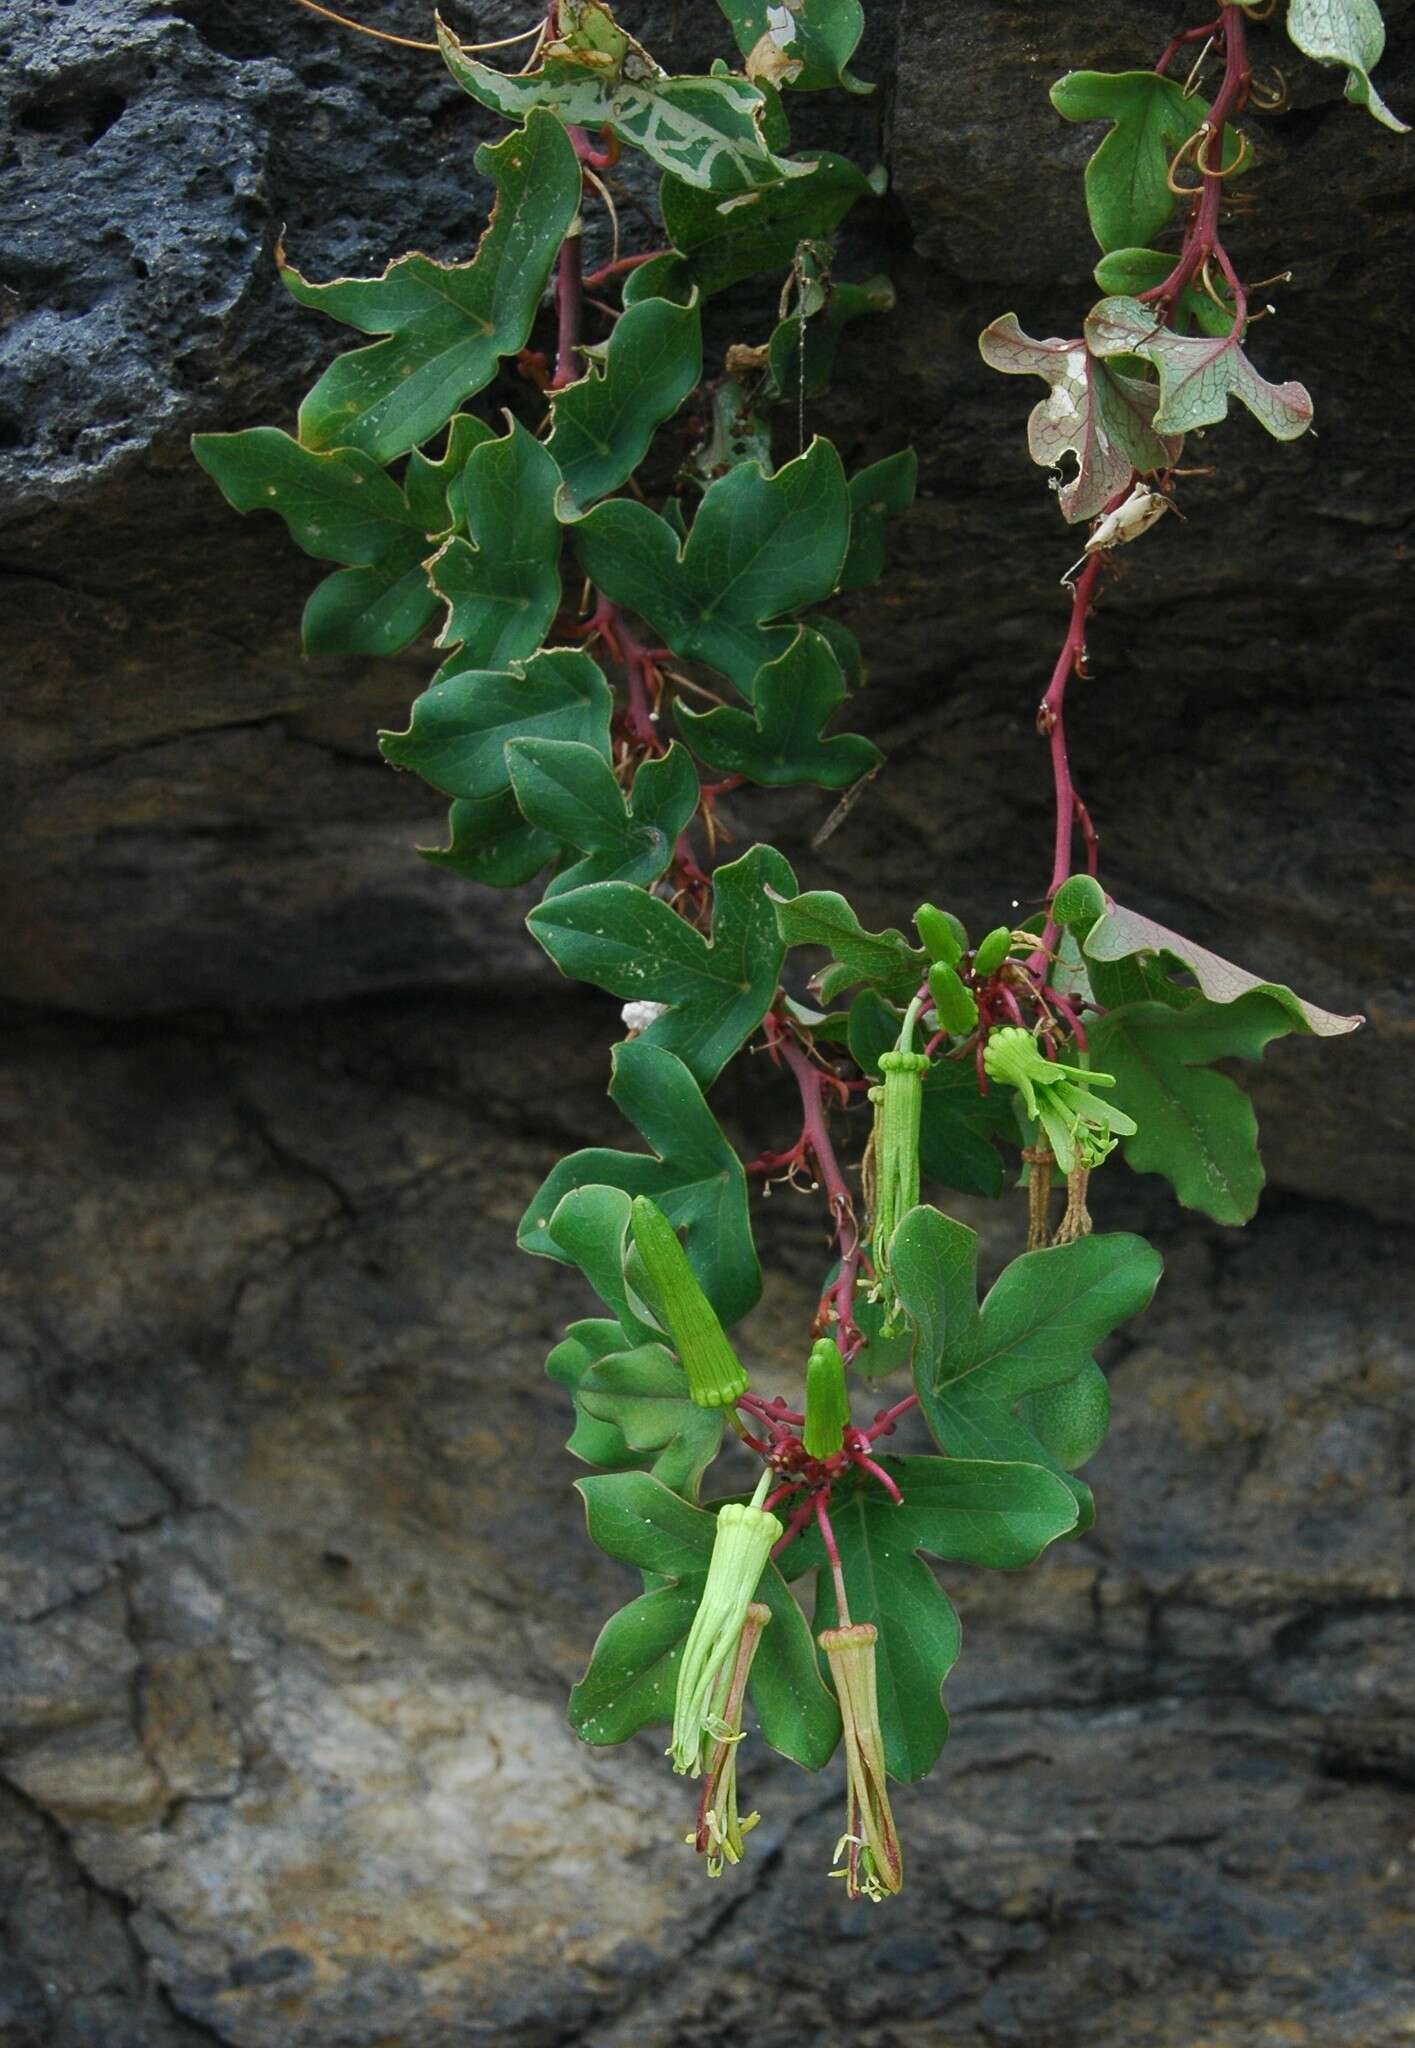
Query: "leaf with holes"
891 1206 1162 1528
1085 992 1315 1224
570 1472 841 1763
519 1039 761 1325
507 739 700 898
772 890 926 1007
797 1457 1079 1778
381 647 612 802
569 437 850 695
1050 70 1246 253
426 420 563 672
847 992 1013 1198
1085 296 1314 442
979 314 1182 524
716 0 872 94
282 112 579 460
1286 0 1408 132
1083 900 1364 1037
527 843 796 1087
677 628 880 789
547 294 704 508
660 153 883 296
438 18 809 193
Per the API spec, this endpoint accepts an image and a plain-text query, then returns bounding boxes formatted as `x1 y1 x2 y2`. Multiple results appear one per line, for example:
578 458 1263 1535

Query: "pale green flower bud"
802 1338 851 1459
819 1622 904 1902
671 1496 782 1776
631 1195 748 1409
983 1025 1137 1176
865 1047 930 1330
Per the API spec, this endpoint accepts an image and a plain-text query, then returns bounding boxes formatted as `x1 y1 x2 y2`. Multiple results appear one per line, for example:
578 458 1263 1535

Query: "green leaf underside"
677 627 880 789
570 437 851 696
508 738 699 898
800 1457 1078 1779
839 449 918 592
438 23 810 193
571 1473 841 1765
1286 0 1409 132
283 112 579 461
848 992 1012 1198
545 1185 663 1348
519 1039 761 1326
1050 70 1244 253
527 843 796 1087
716 0 871 94
428 421 563 672
892 1207 1162 1529
1086 993 1302 1224
661 153 881 295
421 789 560 888
978 314 1181 524
1083 901 1363 1036
1085 296 1314 442
548 1318 640 1469
1093 248 1235 340
578 1343 724 1498
381 648 612 803
547 294 704 507
773 890 926 1006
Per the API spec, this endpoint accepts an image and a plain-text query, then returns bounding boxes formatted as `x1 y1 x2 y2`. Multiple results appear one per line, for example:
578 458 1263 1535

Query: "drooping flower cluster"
983 1025 1136 1172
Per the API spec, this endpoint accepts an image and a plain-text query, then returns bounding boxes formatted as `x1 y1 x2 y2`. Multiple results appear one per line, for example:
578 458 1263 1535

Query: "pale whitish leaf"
1084 900 1363 1036
1286 0 1408 132
1085 296 1314 442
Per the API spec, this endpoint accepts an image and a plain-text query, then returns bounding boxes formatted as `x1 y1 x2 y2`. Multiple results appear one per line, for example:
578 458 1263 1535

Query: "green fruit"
972 925 1014 977
927 961 979 1036
915 902 967 967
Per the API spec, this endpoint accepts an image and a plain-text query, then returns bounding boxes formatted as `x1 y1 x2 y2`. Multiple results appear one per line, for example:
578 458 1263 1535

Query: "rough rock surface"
2 1002 1414 2046
3 0 1415 2042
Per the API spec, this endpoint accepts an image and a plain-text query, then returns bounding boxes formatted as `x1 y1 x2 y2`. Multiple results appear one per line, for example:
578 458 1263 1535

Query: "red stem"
815 1493 851 1623
1141 7 1251 316
582 250 665 288
776 1037 865 1356
865 1394 918 1442
551 230 583 390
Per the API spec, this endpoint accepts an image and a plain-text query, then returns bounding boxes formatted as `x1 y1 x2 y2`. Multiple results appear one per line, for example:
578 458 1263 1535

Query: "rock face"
3 1 1414 2043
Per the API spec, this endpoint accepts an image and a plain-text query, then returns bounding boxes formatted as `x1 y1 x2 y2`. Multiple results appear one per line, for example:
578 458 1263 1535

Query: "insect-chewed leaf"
1286 0 1408 132
508 738 699 898
437 14 809 192
660 152 883 296
381 647 612 803
1085 296 1314 442
677 628 880 789
528 843 797 1087
891 1206 1162 1529
772 890 926 1007
798 1456 1079 1779
979 314 1181 524
1083 900 1364 1036
519 1039 761 1326
571 1473 841 1762
282 112 579 461
715 0 872 94
569 437 851 695
839 448 917 593
848 992 1012 1198
1049 70 1245 253
547 295 704 508
427 420 563 672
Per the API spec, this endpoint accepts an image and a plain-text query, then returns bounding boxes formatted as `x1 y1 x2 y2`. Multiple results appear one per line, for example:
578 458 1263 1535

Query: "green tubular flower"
630 1195 748 1409
982 1025 1137 1175
866 1048 930 1315
802 1337 851 1459
819 1622 904 1902
670 1495 783 1775
691 1601 771 1878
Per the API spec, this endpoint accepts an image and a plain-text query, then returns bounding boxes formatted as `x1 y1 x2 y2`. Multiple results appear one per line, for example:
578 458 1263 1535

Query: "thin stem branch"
815 1493 851 1624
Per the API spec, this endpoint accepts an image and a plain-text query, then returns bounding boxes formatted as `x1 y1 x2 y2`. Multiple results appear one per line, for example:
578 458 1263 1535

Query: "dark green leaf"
772 890 925 1006
519 1039 761 1325
677 628 880 789
892 1206 1162 1527
507 739 699 898
404 414 496 532
579 1343 724 1499
426 420 562 671
527 843 796 1087
661 153 882 296
847 991 1012 1198
545 1185 663 1346
548 1318 640 1469
547 294 704 508
282 112 579 460
420 788 560 888
715 0 871 94
381 648 612 802
569 1580 701 1744
570 436 851 695
839 448 917 593
764 276 894 406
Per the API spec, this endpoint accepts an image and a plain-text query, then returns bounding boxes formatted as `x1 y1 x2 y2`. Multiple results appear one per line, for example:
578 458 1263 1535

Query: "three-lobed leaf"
577 1343 724 1499
527 843 797 1087
772 890 926 1006
547 294 704 508
839 449 918 593
519 1039 762 1325
427 420 563 672
659 152 883 296
507 738 700 898
1085 295 1314 442
282 112 579 461
381 647 612 802
676 628 881 789
1050 70 1244 253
